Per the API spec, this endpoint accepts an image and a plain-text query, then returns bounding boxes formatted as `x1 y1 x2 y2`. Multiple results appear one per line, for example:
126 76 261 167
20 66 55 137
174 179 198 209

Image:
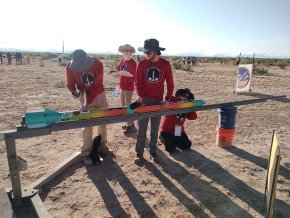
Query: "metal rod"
4 133 22 206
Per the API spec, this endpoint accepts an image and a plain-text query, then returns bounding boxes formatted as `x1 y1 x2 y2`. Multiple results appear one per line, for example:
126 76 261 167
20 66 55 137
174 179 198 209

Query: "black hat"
138 38 166 53
175 88 195 101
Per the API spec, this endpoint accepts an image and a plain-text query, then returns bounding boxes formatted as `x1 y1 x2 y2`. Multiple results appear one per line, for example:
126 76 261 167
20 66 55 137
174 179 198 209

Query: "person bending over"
159 88 197 153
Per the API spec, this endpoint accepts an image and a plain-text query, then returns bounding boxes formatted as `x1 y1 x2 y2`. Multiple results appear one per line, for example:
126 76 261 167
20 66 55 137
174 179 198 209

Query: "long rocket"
22 100 206 129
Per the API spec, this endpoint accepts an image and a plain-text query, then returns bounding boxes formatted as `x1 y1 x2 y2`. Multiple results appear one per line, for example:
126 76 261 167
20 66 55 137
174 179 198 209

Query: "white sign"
234 64 253 93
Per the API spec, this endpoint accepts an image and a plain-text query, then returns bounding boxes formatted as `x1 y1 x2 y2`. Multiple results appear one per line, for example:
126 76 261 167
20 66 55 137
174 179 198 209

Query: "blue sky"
1 0 290 58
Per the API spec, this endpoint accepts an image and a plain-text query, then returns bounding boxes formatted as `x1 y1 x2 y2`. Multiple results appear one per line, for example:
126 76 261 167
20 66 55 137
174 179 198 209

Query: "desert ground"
0 57 289 217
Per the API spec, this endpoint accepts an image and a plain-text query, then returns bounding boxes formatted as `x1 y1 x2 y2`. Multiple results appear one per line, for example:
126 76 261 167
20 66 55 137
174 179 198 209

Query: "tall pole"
62 39 64 55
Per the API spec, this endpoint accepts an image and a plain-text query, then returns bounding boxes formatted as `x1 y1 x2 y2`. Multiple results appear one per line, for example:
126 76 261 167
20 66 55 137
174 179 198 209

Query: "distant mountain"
0 47 289 59
175 51 206 57
0 48 19 52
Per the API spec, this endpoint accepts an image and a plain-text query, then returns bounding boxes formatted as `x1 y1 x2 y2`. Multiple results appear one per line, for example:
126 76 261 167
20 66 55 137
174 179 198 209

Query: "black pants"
160 131 192 153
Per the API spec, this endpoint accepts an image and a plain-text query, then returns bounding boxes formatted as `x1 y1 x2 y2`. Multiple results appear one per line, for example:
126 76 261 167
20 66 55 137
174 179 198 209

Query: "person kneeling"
159 88 197 153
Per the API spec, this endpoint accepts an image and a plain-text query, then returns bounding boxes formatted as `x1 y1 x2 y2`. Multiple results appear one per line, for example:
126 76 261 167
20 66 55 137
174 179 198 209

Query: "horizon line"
0 47 290 59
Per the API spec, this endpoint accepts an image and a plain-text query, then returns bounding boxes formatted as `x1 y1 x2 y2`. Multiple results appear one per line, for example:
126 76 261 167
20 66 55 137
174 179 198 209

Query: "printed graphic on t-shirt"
80 72 95 87
146 67 161 83
120 64 127 71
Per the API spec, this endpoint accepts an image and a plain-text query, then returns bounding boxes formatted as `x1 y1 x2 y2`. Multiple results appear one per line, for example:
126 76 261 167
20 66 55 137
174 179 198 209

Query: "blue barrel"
218 106 237 129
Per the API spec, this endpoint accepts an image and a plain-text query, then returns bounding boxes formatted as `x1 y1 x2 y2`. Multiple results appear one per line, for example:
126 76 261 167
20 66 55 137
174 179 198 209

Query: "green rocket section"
22 100 206 129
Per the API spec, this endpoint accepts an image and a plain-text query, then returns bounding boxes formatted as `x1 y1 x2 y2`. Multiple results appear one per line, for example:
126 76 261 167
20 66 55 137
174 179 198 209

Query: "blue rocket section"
24 108 62 128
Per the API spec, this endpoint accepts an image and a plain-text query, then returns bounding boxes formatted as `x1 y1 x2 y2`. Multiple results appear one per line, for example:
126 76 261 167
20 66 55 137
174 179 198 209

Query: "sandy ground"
0 58 289 217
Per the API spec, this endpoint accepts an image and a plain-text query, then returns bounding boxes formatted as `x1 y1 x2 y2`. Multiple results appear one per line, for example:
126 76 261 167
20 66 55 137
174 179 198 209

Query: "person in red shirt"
135 38 174 164
159 88 197 153
66 49 112 165
108 44 137 133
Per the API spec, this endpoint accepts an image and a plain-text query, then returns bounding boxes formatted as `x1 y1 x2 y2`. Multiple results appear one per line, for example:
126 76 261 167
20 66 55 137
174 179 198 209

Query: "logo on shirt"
120 64 127 71
146 67 161 83
80 72 95 87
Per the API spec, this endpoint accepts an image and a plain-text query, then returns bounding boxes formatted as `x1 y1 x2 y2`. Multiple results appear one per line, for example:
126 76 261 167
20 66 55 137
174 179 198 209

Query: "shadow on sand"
86 157 157 217
227 145 290 180
238 92 289 103
169 147 290 217
153 149 252 217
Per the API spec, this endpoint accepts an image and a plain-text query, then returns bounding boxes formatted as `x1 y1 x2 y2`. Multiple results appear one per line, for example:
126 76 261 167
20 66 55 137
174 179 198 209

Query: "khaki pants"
120 90 134 126
80 90 108 156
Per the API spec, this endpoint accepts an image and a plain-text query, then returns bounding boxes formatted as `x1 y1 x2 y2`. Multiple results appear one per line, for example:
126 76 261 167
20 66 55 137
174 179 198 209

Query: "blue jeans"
135 98 162 154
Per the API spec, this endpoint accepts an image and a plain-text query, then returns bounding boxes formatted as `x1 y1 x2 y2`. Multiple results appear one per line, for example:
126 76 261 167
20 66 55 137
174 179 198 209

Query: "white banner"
234 64 253 93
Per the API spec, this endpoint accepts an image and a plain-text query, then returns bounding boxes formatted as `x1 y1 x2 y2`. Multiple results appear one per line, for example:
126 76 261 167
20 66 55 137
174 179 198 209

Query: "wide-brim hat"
138 38 165 53
118 44 135 54
70 49 95 72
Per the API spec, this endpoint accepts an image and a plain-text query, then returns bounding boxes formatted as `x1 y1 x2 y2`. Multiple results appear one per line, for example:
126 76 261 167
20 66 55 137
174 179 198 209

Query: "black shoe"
134 153 145 165
124 124 136 134
90 135 102 165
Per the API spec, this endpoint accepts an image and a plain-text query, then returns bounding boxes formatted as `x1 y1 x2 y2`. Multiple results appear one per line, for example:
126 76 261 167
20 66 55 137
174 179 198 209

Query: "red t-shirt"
117 58 136 91
66 58 104 104
160 96 197 133
136 57 174 100
160 112 197 133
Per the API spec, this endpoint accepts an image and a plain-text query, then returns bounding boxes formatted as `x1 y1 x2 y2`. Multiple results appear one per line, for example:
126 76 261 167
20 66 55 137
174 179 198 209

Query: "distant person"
0 52 3 64
58 53 63 63
159 88 197 153
7 52 12 65
108 44 137 133
137 55 140 62
19 52 23 65
134 38 174 164
182 57 186 64
194 56 198 65
66 49 113 165
15 52 19 64
236 56 241 65
15 52 22 65
192 56 196 65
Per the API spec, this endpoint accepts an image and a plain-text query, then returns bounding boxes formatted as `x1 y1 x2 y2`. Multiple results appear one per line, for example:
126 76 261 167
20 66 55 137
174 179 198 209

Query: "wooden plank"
30 194 50 218
29 152 81 190
0 188 16 218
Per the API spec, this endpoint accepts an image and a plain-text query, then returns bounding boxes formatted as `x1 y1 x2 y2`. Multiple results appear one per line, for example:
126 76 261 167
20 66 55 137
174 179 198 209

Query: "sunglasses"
144 51 153 55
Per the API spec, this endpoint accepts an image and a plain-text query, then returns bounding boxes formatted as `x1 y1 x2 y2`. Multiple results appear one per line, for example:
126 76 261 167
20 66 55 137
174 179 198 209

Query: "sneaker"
150 153 160 163
122 123 134 130
134 153 145 164
124 125 136 134
82 156 93 165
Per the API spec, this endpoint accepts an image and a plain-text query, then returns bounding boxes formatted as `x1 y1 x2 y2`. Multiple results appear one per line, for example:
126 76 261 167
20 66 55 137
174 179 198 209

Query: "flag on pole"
234 64 253 93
